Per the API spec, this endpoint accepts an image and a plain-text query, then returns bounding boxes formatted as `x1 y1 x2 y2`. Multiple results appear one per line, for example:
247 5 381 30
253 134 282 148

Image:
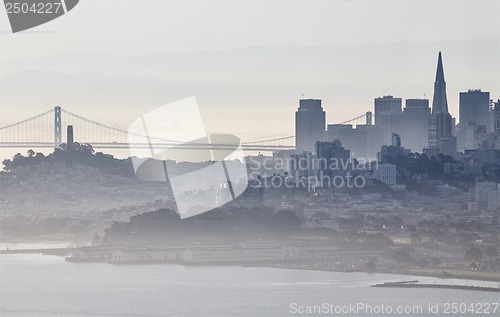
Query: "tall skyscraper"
402 98 430 152
457 90 490 151
428 51 456 156
295 99 326 153
459 89 490 128
374 95 403 144
374 96 402 125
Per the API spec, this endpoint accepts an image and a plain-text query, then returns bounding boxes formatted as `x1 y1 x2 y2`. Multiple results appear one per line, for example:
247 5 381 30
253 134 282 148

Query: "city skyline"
0 43 498 134
1 48 499 161
1 0 499 137
2 2 500 316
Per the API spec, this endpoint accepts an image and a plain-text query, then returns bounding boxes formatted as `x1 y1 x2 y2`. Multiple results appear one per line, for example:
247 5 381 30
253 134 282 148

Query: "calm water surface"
0 253 499 317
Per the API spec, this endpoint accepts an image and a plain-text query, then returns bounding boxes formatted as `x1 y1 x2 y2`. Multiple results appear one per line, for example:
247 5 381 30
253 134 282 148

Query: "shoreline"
265 263 500 283
2 248 500 284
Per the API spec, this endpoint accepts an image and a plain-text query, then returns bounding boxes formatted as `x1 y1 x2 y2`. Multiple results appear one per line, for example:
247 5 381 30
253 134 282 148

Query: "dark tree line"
2 144 134 176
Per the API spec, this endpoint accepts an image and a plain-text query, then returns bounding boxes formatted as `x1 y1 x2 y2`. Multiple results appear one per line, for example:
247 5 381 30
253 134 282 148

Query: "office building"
459 89 490 128
402 99 430 152
315 140 351 180
374 95 403 144
456 121 486 152
327 121 383 159
295 99 326 153
378 133 411 162
372 163 397 186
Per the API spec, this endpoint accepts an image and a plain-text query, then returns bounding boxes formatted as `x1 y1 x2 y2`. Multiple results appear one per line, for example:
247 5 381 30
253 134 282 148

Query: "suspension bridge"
0 106 368 152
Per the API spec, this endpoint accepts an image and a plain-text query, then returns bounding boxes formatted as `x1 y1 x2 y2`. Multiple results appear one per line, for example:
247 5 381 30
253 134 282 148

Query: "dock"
372 280 500 292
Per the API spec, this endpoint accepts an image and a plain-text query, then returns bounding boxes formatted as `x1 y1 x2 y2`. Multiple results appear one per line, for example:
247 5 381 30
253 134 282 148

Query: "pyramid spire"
431 51 448 114
435 51 445 83
428 51 453 150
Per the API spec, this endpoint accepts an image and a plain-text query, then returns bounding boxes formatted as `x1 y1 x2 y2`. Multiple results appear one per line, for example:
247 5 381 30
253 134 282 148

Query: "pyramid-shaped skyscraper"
428 52 456 156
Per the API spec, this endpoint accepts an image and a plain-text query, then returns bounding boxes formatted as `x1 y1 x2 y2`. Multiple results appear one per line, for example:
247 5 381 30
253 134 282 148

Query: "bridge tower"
366 111 373 125
54 106 62 147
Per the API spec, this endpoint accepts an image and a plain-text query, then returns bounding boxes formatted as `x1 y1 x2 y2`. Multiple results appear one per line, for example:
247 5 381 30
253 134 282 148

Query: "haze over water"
1 254 498 317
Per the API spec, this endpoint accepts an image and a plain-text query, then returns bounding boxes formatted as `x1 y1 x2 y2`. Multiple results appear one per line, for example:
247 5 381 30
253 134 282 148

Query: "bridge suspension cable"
338 114 366 125
243 135 295 144
0 108 54 130
0 106 369 151
61 109 180 143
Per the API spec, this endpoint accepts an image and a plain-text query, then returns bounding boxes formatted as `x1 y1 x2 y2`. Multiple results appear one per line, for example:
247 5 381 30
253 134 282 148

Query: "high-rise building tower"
459 89 490 128
374 95 403 144
428 51 456 156
402 99 430 152
456 90 490 151
295 99 326 153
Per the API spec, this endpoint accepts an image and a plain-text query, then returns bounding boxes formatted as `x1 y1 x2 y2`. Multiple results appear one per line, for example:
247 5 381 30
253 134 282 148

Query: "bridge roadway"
0 142 295 152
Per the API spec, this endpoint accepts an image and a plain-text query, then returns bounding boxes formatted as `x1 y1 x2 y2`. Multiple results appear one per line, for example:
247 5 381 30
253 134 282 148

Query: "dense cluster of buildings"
272 52 499 192
294 52 498 158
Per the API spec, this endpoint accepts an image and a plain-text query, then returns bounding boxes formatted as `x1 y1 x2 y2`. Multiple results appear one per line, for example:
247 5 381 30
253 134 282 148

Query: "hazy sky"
1 0 499 58
0 0 499 148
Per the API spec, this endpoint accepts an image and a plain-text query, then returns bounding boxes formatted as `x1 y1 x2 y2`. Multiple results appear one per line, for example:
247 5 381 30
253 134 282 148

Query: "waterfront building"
184 245 285 264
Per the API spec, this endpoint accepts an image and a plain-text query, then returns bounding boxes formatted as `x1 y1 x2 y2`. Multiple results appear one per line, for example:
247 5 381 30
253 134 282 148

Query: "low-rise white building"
110 247 186 263
184 245 285 264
